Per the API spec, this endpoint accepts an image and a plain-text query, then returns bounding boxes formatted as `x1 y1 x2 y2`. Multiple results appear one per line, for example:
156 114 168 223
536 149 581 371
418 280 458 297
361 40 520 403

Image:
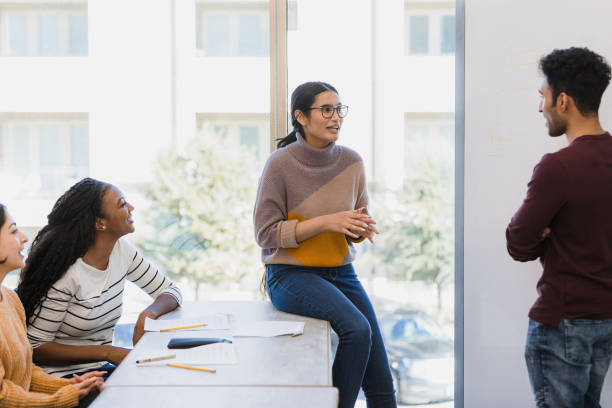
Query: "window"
0 4 458 404
405 2 455 56
0 114 89 198
196 2 269 57
440 15 456 54
289 1 456 405
196 113 269 169
0 5 88 56
409 15 429 54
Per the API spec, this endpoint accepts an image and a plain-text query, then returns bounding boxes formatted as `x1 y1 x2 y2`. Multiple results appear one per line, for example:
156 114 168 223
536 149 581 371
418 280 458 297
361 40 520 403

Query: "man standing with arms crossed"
507 47 612 408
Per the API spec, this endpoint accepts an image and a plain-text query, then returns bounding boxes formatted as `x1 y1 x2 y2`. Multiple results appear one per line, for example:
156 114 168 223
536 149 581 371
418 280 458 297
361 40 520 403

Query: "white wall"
464 1 612 406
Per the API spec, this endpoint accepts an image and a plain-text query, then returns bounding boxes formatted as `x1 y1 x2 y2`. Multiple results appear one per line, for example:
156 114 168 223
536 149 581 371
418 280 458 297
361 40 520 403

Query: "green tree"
141 134 260 299
371 148 454 316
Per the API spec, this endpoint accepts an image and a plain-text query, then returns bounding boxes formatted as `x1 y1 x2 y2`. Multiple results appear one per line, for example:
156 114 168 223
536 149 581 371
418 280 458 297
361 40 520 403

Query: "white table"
96 301 336 407
90 386 338 408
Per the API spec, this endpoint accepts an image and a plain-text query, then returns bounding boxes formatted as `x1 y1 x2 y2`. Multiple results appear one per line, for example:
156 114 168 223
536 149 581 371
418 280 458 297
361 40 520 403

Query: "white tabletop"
90 386 338 408
105 301 333 387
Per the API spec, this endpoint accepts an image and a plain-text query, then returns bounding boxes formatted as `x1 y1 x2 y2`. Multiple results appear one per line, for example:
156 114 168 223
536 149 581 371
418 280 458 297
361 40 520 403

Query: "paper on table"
233 321 305 337
144 314 231 331
136 342 237 366
174 342 237 365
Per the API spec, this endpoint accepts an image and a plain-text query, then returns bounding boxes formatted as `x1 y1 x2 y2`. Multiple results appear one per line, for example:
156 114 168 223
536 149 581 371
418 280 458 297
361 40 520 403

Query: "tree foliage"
141 135 260 299
370 145 454 312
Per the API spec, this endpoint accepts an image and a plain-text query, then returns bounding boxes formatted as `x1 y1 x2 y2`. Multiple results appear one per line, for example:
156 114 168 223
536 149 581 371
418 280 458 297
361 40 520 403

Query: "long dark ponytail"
276 81 339 148
17 178 109 323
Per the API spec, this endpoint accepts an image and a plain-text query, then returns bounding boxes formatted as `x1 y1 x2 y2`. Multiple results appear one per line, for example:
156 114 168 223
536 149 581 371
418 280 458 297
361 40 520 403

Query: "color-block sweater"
0 286 78 408
254 133 368 266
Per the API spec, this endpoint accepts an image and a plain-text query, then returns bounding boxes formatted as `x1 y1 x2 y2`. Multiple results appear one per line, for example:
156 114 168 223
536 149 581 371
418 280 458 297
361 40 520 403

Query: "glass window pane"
68 15 88 55
409 15 429 54
289 2 455 404
440 123 454 145
239 14 265 56
38 15 60 56
8 15 28 56
441 15 456 54
205 15 230 56
405 123 429 142
287 1 298 31
70 125 89 167
239 125 260 160
11 126 29 169
39 125 61 167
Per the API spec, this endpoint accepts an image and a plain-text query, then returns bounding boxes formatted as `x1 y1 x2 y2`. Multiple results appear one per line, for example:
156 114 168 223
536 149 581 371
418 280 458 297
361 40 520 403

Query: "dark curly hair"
539 47 611 116
276 81 339 148
17 178 109 323
0 203 6 264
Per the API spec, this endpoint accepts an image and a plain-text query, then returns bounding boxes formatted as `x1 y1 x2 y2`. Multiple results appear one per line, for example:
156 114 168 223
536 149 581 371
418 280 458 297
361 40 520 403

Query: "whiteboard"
464 0 612 406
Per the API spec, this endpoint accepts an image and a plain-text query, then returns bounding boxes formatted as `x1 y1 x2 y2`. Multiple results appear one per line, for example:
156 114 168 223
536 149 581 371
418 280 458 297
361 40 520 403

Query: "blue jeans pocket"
564 318 612 362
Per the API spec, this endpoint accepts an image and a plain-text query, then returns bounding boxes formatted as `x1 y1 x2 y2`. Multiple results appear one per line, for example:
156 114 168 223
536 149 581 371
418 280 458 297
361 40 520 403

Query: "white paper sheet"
136 342 237 366
144 314 231 331
233 320 305 337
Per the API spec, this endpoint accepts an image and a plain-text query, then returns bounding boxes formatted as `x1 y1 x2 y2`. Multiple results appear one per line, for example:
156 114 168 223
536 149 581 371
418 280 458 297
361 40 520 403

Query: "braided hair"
17 178 109 323
276 81 339 148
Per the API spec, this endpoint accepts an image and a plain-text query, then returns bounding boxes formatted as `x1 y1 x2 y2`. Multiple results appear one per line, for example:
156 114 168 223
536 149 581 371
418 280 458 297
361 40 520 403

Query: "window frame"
0 113 89 197
404 1 455 56
0 4 88 57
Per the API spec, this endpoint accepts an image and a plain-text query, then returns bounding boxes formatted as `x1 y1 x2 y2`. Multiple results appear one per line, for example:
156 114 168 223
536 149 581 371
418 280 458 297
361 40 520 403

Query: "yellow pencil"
160 323 207 332
167 363 216 373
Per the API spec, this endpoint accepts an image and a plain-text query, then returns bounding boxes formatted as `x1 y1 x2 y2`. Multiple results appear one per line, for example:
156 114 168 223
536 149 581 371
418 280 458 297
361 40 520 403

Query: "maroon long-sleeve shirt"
506 132 612 327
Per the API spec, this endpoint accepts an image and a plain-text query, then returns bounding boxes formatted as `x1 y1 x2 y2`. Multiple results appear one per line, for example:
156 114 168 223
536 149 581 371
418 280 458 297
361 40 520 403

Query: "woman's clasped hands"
326 207 379 243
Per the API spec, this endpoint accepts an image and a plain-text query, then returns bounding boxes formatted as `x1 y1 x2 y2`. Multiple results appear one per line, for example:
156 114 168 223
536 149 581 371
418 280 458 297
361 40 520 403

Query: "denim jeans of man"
525 318 612 408
266 263 396 408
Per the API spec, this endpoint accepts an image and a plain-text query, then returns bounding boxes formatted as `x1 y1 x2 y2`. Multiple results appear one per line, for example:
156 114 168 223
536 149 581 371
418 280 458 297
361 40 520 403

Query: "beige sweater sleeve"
29 366 71 394
0 364 78 408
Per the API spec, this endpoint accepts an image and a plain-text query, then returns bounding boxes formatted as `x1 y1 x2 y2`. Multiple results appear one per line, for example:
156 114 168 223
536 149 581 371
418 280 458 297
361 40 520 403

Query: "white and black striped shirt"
26 238 183 377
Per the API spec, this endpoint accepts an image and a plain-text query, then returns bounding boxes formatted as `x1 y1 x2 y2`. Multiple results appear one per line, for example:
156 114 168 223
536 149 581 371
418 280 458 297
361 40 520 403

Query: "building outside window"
196 113 269 168
0 113 89 199
405 1 455 56
0 4 88 56
196 1 269 57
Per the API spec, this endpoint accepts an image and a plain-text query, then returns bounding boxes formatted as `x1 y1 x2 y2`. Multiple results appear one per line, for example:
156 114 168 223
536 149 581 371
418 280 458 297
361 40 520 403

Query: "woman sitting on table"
16 177 183 379
0 203 103 407
253 81 396 408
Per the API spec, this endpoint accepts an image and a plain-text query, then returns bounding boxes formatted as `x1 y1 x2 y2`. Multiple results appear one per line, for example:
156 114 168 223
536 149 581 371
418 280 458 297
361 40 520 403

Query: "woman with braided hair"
17 178 182 380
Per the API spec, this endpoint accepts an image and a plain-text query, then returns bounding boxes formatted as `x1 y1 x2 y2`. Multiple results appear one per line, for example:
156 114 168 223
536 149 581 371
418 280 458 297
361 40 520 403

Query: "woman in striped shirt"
16 178 183 379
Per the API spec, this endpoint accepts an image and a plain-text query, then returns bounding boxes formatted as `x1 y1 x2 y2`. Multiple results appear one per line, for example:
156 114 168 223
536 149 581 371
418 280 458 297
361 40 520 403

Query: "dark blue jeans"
525 318 612 408
267 263 396 408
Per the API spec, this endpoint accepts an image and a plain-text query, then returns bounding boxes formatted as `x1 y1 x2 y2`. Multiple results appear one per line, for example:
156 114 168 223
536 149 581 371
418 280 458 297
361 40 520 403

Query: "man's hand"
541 227 551 240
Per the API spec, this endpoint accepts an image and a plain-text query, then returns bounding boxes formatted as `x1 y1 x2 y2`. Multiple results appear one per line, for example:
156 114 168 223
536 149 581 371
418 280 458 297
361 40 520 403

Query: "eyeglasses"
305 104 349 119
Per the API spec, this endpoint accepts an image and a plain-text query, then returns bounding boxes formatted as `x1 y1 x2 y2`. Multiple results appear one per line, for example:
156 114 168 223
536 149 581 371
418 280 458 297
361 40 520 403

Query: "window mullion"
269 0 287 153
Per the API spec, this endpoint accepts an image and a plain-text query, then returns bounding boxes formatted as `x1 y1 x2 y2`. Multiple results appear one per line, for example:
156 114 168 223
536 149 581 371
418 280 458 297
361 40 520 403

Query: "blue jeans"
525 318 612 408
267 263 397 408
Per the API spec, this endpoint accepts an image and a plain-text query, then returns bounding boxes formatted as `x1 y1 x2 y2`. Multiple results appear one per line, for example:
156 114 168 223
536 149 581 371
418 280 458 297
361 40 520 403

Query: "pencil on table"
167 363 216 373
160 323 207 332
136 354 176 364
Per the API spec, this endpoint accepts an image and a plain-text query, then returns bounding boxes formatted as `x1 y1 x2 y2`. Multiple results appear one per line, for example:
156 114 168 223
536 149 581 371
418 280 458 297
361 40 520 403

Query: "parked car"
379 310 454 405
